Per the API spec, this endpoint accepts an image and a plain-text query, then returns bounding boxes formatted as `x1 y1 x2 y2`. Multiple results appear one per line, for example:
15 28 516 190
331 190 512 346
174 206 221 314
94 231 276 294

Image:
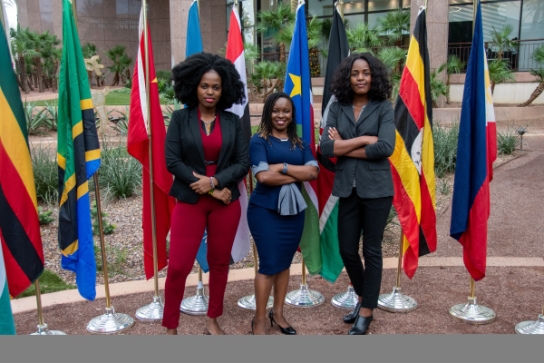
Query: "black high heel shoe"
251 318 255 335
348 314 373 335
268 310 297 335
343 302 362 324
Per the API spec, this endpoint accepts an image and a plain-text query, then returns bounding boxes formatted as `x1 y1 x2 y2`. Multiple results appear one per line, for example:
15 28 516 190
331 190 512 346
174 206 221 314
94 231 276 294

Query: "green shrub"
38 207 55 225
31 146 58 203
97 143 141 199
433 122 459 178
90 202 116 235
497 128 520 155
24 102 51 135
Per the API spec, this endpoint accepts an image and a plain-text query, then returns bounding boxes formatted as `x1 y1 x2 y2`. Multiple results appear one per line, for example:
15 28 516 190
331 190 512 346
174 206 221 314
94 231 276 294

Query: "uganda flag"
0 14 44 298
389 7 436 279
57 0 100 300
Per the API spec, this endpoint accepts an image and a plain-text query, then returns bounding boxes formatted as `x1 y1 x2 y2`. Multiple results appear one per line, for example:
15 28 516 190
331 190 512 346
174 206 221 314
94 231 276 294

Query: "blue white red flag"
450 1 497 281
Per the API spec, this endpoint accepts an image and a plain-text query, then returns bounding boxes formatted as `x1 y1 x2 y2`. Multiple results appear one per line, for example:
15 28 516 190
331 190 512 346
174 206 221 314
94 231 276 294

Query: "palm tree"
444 55 465 104
488 59 515 94
346 23 381 54
430 63 448 108
377 47 407 100
10 25 36 93
256 3 294 63
518 45 544 107
489 25 515 61
105 45 132 86
378 10 410 47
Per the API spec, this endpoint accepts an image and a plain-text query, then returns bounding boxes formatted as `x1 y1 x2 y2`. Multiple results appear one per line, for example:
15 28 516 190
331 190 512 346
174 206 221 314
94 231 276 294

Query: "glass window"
520 0 544 40
308 0 333 17
368 0 399 12
343 1 366 15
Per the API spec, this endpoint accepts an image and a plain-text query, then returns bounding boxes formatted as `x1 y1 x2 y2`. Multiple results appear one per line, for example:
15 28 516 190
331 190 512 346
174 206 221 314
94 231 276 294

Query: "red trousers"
162 195 241 329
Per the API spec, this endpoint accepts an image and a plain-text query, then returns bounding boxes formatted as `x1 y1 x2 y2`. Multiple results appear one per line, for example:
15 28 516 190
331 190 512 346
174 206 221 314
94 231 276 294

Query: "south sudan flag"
389 7 436 279
0 14 44 298
57 0 100 300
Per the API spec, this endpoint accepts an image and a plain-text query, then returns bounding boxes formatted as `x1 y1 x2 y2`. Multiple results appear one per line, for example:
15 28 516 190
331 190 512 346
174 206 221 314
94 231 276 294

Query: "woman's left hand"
190 172 213 194
328 127 343 141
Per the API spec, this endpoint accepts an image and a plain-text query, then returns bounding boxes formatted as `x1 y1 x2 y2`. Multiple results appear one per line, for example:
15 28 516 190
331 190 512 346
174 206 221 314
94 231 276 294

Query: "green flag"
57 0 100 300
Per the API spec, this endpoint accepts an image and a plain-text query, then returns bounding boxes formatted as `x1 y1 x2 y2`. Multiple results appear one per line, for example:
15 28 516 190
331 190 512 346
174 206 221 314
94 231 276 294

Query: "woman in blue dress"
248 92 319 335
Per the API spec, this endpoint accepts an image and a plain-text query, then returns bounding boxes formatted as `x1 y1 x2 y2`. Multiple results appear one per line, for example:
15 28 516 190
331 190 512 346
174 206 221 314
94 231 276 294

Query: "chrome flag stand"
378 234 417 313
237 242 273 310
30 280 66 335
331 284 358 310
449 278 496 324
515 305 544 334
180 265 208 315
285 258 325 307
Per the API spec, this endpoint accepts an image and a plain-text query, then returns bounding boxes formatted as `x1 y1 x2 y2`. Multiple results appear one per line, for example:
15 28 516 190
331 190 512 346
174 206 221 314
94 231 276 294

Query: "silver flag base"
135 295 164 321
377 286 418 313
180 281 208 315
30 323 67 335
331 285 359 310
515 314 544 334
449 296 496 325
87 307 135 334
237 294 274 310
285 283 325 307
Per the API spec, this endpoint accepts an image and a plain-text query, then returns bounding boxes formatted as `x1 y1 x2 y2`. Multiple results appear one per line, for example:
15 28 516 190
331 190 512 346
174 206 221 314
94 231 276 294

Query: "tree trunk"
518 81 544 107
446 76 451 104
491 81 496 95
18 56 29 94
111 72 120 86
279 42 285 63
27 77 34 91
88 71 94 88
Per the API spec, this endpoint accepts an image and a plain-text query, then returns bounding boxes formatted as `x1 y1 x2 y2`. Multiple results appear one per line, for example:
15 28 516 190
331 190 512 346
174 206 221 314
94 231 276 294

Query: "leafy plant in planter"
518 45 544 107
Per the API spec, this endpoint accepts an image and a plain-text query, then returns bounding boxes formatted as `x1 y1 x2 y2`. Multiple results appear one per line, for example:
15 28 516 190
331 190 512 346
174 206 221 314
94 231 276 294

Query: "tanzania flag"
317 3 349 283
128 8 175 280
450 1 497 281
1 247 15 335
389 7 436 279
284 2 321 275
57 0 100 300
0 16 44 298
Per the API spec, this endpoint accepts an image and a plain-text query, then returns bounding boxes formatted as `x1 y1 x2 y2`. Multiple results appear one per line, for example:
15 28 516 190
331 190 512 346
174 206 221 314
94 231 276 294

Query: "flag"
317 3 349 283
389 7 436 279
57 0 100 300
186 0 203 57
128 8 175 280
450 1 497 281
0 247 15 335
184 0 210 272
224 6 250 264
283 2 321 275
0 12 44 299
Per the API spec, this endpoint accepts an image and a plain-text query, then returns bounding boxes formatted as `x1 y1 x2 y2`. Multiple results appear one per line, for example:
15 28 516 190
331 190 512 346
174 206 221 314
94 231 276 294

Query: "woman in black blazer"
320 53 396 335
163 52 249 335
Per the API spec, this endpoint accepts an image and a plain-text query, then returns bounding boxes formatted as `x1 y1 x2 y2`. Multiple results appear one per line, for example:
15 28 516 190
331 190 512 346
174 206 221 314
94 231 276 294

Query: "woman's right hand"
211 188 232 204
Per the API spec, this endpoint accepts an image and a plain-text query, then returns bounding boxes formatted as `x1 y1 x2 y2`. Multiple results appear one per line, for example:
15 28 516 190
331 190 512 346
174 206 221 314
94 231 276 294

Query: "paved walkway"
10 123 544 335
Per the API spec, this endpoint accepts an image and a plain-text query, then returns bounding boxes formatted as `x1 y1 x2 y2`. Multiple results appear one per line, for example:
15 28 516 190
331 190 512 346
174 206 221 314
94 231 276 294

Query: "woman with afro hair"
320 53 396 335
163 52 249 335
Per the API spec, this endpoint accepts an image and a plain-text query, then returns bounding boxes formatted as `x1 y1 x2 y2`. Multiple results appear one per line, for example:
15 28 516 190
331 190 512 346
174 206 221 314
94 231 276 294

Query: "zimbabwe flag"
389 7 436 279
57 0 100 300
0 18 44 297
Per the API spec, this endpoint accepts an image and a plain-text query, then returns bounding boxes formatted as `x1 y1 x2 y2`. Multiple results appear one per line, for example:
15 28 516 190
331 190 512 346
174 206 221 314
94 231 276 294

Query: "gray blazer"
320 99 396 199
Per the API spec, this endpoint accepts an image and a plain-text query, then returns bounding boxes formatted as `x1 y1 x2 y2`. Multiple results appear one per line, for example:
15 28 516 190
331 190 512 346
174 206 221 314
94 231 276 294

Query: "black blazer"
165 107 249 204
320 99 396 199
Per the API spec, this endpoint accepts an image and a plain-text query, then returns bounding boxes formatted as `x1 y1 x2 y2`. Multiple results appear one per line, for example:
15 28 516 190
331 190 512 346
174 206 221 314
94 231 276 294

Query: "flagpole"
86 175 135 333
377 232 418 312
134 0 165 321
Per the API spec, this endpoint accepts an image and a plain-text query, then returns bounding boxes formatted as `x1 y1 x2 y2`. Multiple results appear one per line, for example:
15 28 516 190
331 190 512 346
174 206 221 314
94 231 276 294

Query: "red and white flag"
225 7 250 263
128 9 175 279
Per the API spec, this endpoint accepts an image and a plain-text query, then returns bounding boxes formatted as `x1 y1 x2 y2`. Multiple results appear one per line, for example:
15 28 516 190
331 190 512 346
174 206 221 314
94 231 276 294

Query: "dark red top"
199 111 222 177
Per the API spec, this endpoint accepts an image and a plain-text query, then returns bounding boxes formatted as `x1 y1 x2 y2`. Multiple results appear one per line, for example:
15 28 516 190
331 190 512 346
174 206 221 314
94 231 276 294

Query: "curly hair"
257 92 303 149
329 52 392 104
172 52 245 110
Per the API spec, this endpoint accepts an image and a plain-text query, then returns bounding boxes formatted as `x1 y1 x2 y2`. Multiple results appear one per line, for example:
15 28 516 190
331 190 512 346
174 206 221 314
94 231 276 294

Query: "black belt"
204 160 217 165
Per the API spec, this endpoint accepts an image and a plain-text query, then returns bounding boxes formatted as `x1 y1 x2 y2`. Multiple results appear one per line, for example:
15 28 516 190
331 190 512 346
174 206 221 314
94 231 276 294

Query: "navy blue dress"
248 134 316 275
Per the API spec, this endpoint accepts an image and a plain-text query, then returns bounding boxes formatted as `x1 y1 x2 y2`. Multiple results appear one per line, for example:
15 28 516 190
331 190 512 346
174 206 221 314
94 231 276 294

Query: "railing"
448 39 544 72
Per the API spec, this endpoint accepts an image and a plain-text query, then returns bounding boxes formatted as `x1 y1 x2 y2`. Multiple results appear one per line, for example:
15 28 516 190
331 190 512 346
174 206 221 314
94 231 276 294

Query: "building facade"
16 0 544 75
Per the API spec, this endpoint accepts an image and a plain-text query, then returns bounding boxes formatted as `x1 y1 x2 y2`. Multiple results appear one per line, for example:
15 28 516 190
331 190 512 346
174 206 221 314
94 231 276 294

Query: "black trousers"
338 189 393 309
